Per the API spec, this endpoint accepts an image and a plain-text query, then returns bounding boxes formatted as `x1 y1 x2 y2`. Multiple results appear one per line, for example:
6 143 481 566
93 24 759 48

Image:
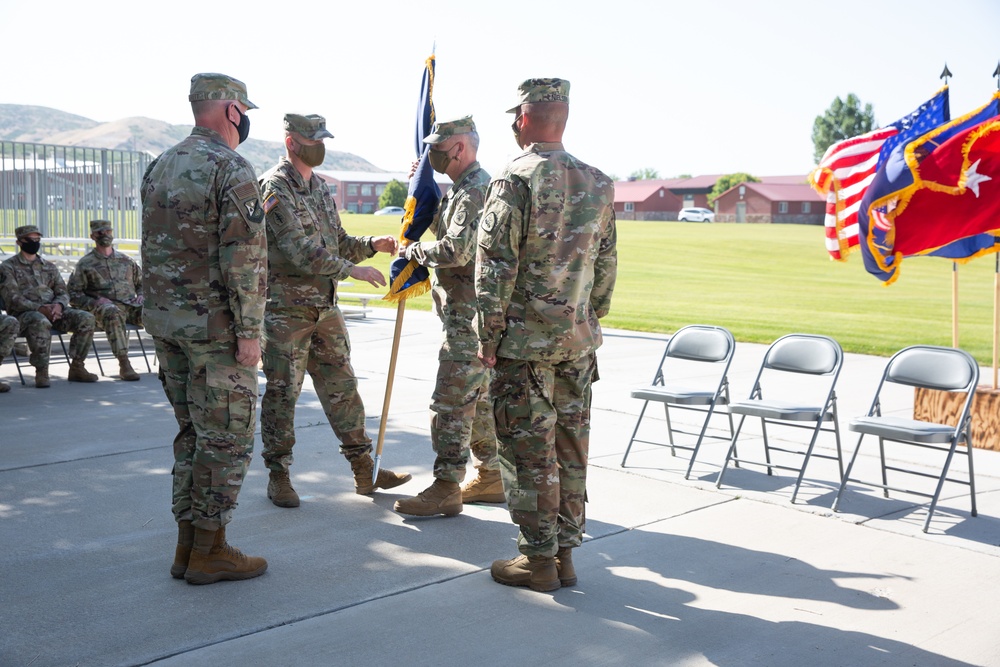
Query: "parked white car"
678 207 715 222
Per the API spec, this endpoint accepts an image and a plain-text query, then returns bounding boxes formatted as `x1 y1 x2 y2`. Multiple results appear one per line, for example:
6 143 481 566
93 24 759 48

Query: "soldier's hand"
50 304 63 321
370 236 398 254
235 337 262 368
408 160 419 180
37 304 55 323
478 351 496 369
350 265 387 288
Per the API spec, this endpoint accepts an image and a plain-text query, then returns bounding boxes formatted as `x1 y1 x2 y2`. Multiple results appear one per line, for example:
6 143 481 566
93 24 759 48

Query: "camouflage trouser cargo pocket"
205 361 258 435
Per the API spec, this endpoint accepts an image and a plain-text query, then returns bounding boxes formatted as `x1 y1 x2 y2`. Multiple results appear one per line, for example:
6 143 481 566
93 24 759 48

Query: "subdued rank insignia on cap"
263 192 278 214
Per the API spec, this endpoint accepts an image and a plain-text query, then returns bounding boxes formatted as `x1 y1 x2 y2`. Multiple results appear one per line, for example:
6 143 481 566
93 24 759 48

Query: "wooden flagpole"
952 262 959 348
373 300 406 483
993 253 999 389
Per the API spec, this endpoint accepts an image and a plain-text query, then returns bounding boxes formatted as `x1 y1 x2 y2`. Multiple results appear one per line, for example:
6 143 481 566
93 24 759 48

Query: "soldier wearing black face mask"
141 72 269 585
68 219 144 381
257 113 409 508
0 225 99 388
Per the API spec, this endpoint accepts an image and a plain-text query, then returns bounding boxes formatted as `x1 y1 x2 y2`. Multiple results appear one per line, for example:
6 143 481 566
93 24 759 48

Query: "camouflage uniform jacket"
259 157 376 308
68 249 142 310
475 142 617 363
405 161 490 361
140 126 267 341
0 253 71 316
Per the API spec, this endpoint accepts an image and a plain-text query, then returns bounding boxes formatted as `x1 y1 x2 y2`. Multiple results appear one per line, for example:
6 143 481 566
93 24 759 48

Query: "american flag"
809 88 949 260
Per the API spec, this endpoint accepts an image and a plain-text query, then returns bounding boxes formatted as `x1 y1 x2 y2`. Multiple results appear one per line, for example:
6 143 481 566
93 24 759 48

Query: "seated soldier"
0 313 16 392
68 220 143 381
0 225 98 388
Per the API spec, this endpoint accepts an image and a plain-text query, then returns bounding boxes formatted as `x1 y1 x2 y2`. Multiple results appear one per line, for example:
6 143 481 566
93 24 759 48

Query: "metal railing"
0 141 150 240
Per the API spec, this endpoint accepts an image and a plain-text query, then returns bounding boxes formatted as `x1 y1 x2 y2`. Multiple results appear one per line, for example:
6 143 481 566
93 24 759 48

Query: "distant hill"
0 104 384 174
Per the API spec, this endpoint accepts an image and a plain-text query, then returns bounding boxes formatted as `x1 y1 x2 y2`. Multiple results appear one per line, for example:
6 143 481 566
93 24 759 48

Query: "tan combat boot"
184 526 268 585
35 367 50 388
555 547 577 587
461 468 505 504
118 355 140 381
491 554 560 592
170 520 194 579
393 479 462 517
67 360 98 383
267 470 300 508
351 455 412 495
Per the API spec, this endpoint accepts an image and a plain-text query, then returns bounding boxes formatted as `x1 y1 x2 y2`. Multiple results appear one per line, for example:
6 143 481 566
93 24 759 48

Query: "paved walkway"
1 309 998 666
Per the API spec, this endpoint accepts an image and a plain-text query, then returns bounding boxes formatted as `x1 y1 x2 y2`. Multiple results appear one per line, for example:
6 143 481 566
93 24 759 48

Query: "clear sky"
3 0 999 179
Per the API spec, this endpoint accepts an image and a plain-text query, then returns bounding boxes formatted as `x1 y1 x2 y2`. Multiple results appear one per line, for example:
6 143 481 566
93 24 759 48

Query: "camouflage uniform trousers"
90 301 143 357
154 336 258 530
0 314 17 361
16 308 95 368
491 353 597 558
261 305 371 472
430 358 498 483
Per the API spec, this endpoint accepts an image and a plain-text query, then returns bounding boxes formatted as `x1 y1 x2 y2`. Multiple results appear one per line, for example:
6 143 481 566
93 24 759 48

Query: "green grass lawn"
342 214 1000 364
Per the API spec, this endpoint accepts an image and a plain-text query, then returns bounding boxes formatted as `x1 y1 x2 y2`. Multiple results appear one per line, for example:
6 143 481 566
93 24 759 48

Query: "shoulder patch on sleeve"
263 192 279 214
229 178 265 229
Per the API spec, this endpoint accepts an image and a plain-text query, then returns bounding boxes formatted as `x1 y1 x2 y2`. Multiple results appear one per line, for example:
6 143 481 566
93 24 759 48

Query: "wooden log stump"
913 385 1000 451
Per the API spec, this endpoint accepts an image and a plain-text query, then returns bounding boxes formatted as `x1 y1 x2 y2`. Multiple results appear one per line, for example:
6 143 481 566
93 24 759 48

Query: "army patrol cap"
284 114 334 140
506 78 571 113
423 115 476 145
15 225 42 238
188 73 258 110
90 220 112 233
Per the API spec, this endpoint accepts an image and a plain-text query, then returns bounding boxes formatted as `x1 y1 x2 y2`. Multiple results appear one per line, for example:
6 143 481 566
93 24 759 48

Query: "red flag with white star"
891 117 1000 257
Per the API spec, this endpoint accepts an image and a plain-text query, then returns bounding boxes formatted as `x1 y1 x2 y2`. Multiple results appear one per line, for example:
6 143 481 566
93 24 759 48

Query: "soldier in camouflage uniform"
393 115 502 518
68 220 143 381
0 312 17 392
258 113 410 508
141 73 268 585
0 225 99 388
475 79 617 592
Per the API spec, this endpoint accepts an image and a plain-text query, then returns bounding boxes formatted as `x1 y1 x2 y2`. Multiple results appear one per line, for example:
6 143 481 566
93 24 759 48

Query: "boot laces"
221 543 247 562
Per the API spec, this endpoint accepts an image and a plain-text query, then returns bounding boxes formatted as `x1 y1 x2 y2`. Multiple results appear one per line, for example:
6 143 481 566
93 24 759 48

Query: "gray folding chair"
91 324 154 376
716 333 844 503
1 294 70 382
831 345 979 533
622 325 736 478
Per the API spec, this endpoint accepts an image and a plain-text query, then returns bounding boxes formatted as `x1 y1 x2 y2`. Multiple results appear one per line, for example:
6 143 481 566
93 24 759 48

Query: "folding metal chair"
622 325 736 478
831 345 979 533
2 294 70 382
91 324 154 376
716 333 844 503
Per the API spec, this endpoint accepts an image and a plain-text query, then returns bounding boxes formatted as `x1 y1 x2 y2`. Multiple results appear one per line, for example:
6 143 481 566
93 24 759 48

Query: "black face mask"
20 239 41 255
231 105 250 144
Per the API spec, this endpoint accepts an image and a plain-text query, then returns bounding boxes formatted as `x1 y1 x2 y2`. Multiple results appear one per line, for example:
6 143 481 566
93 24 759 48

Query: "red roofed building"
714 181 824 224
613 180 684 220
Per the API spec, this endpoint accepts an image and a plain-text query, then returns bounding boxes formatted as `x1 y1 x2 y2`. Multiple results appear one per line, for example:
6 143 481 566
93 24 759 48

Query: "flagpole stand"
914 386 1000 451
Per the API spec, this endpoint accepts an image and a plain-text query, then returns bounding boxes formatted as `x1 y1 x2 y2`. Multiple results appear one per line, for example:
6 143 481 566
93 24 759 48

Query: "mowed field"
342 214 1000 364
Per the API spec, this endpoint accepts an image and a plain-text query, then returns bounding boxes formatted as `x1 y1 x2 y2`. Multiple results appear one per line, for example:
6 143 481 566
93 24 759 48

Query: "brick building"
315 170 451 213
713 181 824 224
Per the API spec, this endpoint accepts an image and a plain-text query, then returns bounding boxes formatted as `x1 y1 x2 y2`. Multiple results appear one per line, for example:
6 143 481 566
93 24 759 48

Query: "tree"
812 93 876 163
708 172 759 206
378 179 407 209
628 167 660 180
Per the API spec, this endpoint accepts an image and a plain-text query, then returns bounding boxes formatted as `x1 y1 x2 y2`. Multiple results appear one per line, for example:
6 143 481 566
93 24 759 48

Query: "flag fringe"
382 257 431 303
